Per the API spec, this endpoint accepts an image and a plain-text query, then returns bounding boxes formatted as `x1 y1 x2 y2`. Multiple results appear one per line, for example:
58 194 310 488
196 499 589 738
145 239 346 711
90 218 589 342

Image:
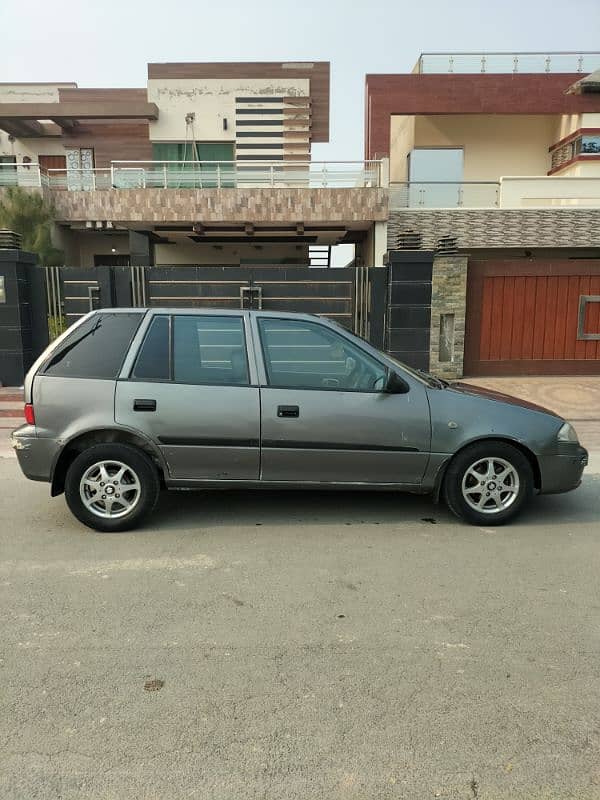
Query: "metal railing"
417 51 600 74
1 160 382 191
108 160 382 189
390 181 500 208
0 160 383 191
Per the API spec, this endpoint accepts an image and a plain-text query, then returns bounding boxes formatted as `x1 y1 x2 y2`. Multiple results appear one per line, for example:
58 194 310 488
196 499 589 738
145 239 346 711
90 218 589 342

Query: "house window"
408 148 464 207
151 142 235 187
578 134 600 155
551 132 600 170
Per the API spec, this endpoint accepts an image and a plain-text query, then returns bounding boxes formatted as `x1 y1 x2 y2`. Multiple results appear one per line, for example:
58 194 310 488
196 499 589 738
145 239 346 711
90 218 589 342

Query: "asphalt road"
1 458 600 800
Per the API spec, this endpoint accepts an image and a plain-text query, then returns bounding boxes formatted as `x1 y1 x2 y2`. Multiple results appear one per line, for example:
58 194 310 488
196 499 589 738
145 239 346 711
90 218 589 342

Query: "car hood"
447 382 561 418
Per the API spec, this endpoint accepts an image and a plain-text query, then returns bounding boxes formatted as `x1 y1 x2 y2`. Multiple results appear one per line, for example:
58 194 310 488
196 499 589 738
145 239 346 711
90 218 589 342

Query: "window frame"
126 312 252 388
256 316 388 394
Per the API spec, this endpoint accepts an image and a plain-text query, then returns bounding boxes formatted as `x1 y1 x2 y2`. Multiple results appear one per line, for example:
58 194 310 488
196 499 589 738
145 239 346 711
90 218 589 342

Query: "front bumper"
11 426 58 483
538 445 588 494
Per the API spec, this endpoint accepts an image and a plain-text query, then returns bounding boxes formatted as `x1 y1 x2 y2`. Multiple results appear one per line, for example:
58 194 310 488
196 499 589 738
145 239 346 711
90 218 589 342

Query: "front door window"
258 318 387 392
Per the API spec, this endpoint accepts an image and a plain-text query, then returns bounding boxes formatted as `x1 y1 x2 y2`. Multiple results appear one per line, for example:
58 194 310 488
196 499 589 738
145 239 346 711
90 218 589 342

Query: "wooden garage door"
464 260 600 376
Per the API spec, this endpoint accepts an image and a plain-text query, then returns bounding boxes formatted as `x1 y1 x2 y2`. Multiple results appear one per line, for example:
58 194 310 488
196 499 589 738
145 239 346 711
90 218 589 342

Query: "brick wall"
365 73 600 158
388 208 600 250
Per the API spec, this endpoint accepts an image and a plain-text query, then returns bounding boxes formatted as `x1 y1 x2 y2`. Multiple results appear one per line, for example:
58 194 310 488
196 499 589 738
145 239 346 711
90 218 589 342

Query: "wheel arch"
433 435 541 502
51 427 167 497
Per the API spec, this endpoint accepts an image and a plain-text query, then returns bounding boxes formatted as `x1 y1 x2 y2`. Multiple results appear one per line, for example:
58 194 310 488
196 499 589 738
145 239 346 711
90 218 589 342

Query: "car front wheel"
64 443 160 532
443 441 534 526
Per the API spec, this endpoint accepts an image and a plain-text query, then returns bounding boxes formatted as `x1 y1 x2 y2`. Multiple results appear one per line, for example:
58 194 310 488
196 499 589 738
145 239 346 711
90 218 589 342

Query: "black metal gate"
43 264 387 350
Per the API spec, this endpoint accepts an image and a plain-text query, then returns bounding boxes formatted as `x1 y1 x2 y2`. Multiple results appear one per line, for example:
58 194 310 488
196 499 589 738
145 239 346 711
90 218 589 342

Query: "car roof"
96 307 327 322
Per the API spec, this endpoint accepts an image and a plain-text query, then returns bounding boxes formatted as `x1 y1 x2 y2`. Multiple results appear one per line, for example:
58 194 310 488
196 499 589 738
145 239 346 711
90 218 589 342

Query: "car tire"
64 443 160 532
443 441 534 526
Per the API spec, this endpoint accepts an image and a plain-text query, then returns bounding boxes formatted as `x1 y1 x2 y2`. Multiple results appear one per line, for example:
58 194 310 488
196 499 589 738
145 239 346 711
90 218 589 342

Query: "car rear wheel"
443 441 534 526
65 443 160 532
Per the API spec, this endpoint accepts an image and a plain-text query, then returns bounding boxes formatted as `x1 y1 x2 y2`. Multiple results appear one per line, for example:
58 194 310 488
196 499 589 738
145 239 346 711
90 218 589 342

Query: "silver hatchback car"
12 308 587 531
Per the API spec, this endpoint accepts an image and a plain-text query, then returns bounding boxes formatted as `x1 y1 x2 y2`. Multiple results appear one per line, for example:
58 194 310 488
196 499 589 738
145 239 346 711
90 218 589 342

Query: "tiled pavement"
1 378 599 460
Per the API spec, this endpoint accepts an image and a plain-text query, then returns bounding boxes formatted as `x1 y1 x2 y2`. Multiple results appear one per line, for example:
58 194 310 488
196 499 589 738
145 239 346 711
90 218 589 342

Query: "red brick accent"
365 73 600 159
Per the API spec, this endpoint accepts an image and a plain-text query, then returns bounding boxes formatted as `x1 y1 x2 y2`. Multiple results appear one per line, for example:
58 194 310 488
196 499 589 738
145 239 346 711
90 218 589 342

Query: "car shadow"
140 473 600 533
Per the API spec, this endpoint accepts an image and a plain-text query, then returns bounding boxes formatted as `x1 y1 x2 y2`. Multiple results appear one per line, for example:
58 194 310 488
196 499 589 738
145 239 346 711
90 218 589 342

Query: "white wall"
0 133 67 161
0 83 75 103
390 115 557 181
66 231 130 267
148 78 309 142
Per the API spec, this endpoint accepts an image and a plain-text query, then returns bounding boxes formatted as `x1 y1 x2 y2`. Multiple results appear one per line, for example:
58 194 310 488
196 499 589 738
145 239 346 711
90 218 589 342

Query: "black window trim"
127 314 173 383
256 316 388 395
126 312 253 389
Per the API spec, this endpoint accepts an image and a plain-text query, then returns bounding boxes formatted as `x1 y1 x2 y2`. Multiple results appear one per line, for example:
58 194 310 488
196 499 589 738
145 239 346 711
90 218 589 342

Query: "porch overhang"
0 101 159 137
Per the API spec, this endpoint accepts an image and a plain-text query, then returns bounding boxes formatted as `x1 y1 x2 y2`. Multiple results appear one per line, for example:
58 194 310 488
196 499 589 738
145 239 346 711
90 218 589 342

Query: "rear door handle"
277 405 299 418
133 398 157 412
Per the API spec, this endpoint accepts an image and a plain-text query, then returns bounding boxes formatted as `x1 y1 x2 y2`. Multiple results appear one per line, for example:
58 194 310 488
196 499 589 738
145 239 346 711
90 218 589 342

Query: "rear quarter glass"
43 313 144 380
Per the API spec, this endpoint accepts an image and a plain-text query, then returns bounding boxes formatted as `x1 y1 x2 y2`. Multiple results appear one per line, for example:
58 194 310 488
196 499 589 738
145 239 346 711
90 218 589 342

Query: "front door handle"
277 405 299 418
133 398 157 412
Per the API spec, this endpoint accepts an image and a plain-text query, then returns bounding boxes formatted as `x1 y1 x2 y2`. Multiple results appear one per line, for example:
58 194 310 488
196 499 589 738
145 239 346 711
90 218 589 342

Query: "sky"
2 0 600 161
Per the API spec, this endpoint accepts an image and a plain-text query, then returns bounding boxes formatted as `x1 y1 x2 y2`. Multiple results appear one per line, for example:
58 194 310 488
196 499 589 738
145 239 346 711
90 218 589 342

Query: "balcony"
416 51 600 74
390 177 600 209
0 161 388 226
0 160 382 191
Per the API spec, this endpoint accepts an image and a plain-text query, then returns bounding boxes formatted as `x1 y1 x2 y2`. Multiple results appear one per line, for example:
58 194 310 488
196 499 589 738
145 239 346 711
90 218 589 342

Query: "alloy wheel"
461 456 520 515
79 460 142 519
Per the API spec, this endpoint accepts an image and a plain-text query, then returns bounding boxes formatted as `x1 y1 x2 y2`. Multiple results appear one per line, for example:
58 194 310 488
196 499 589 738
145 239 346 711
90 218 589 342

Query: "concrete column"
372 221 388 266
429 255 468 380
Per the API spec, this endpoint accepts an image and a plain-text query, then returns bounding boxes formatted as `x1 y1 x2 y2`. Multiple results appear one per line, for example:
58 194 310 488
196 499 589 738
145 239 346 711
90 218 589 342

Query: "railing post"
163 163 167 189
270 164 274 188
457 185 464 206
545 55 551 73
481 54 486 73
217 163 221 189
577 54 584 72
513 54 519 73
37 165 42 188
110 163 115 189
323 163 328 188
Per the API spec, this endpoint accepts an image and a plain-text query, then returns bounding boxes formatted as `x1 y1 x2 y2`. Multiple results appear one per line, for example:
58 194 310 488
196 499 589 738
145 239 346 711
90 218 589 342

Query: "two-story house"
366 51 600 377
0 62 387 271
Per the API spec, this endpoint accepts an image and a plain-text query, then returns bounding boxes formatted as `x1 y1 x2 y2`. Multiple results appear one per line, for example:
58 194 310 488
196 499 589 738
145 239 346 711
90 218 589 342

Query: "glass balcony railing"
390 182 500 208
0 161 383 192
390 178 600 209
417 51 600 74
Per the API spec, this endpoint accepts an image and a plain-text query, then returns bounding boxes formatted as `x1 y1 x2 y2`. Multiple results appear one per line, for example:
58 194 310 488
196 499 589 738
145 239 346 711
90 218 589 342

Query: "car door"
254 316 431 485
115 312 260 481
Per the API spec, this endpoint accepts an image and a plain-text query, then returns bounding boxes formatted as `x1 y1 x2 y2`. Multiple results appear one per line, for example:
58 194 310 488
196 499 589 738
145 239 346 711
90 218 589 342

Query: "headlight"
557 422 579 443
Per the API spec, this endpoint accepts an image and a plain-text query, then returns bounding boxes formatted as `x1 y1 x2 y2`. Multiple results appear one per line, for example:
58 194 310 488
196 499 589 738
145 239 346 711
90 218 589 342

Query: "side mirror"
382 368 410 394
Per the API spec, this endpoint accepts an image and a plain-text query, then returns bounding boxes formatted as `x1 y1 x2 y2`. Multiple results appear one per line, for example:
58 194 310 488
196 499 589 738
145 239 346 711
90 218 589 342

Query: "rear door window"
44 313 143 379
173 315 249 385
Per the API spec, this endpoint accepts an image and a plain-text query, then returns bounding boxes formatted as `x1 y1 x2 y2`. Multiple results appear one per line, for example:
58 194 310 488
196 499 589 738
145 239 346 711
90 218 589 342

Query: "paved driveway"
1 459 600 799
